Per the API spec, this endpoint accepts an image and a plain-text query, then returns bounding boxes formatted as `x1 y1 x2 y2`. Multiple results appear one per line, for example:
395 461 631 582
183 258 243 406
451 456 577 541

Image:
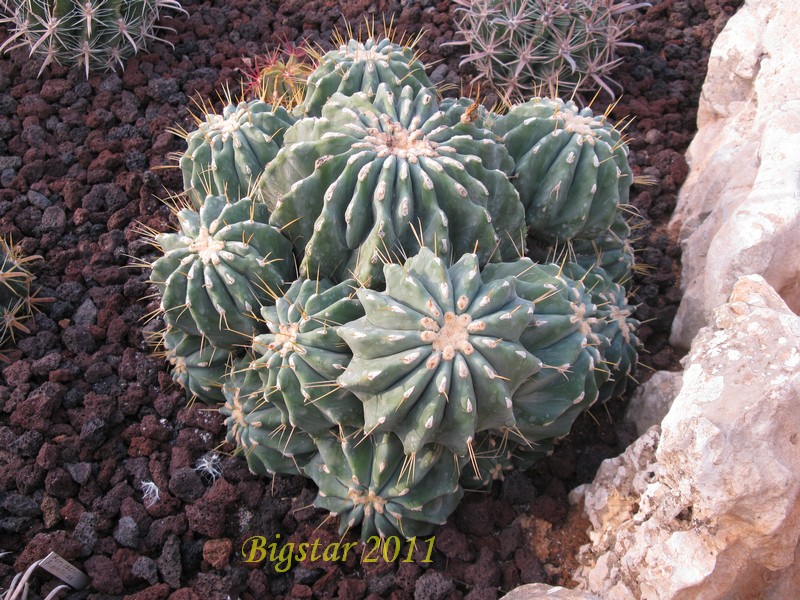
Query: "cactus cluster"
146 30 643 541
0 0 185 77
450 0 650 100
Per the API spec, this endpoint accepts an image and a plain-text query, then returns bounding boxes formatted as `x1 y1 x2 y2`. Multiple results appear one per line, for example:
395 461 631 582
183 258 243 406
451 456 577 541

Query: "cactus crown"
0 0 186 77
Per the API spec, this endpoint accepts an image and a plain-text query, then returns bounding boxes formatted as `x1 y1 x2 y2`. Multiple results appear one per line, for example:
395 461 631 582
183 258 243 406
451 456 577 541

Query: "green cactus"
300 36 433 118
251 278 364 434
0 0 185 77
160 327 234 405
338 248 540 456
492 97 633 245
483 259 609 452
149 195 294 349
304 429 463 539
566 264 641 402
261 83 525 285
176 99 295 203
0 237 41 348
221 357 317 476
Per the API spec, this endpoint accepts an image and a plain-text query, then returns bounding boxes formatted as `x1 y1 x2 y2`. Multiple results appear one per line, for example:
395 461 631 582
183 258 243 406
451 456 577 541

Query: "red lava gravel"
0 0 742 598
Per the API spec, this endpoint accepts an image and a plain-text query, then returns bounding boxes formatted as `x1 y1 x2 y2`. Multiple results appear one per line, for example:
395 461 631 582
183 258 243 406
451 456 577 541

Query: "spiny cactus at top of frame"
299 32 433 118
148 194 294 349
0 237 45 349
0 0 185 77
491 96 634 245
304 429 463 540
261 83 525 286
337 248 540 456
175 99 296 203
251 278 365 434
450 0 649 101
221 356 318 476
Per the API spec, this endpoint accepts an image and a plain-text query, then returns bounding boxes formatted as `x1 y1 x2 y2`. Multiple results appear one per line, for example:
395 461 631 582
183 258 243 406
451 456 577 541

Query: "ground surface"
0 0 741 598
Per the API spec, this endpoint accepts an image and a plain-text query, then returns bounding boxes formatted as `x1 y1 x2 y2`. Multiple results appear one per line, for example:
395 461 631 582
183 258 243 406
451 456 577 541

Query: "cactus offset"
338 248 539 456
158 327 233 405
483 259 610 459
492 97 633 245
304 430 462 540
221 358 317 476
262 84 525 285
149 195 294 349
176 99 295 203
251 278 364 434
0 0 185 77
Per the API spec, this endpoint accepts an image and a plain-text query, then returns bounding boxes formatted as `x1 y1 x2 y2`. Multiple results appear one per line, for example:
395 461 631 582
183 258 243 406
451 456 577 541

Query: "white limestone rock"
502 583 601 600
573 275 800 599
669 0 800 349
624 370 682 437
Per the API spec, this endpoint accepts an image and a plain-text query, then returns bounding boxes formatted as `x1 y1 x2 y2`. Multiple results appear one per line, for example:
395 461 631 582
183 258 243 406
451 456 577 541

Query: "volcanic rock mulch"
0 0 742 598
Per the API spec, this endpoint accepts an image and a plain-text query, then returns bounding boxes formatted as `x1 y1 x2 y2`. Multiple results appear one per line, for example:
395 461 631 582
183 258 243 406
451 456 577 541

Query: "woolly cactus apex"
221 358 317 476
337 249 540 456
149 195 294 349
304 429 463 540
0 0 185 77
492 97 633 245
262 84 525 285
251 278 364 434
177 100 295 202
460 432 515 490
299 36 433 118
482 259 608 454
0 237 42 347
160 327 233 405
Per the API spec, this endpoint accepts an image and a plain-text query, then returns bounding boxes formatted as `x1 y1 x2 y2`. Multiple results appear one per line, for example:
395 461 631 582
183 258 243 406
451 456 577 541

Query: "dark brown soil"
0 0 742 598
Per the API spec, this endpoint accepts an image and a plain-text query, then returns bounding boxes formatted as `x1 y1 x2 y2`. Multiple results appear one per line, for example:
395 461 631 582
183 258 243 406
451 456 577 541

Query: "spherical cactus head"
149 195 295 349
176 98 296 201
0 0 186 77
263 83 526 286
337 248 540 456
221 356 317 477
452 0 647 100
299 30 433 117
493 97 633 245
304 429 463 540
251 278 365 434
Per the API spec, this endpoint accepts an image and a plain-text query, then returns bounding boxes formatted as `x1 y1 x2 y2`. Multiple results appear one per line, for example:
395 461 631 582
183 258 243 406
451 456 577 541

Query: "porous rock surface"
571 275 800 600
669 0 800 349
